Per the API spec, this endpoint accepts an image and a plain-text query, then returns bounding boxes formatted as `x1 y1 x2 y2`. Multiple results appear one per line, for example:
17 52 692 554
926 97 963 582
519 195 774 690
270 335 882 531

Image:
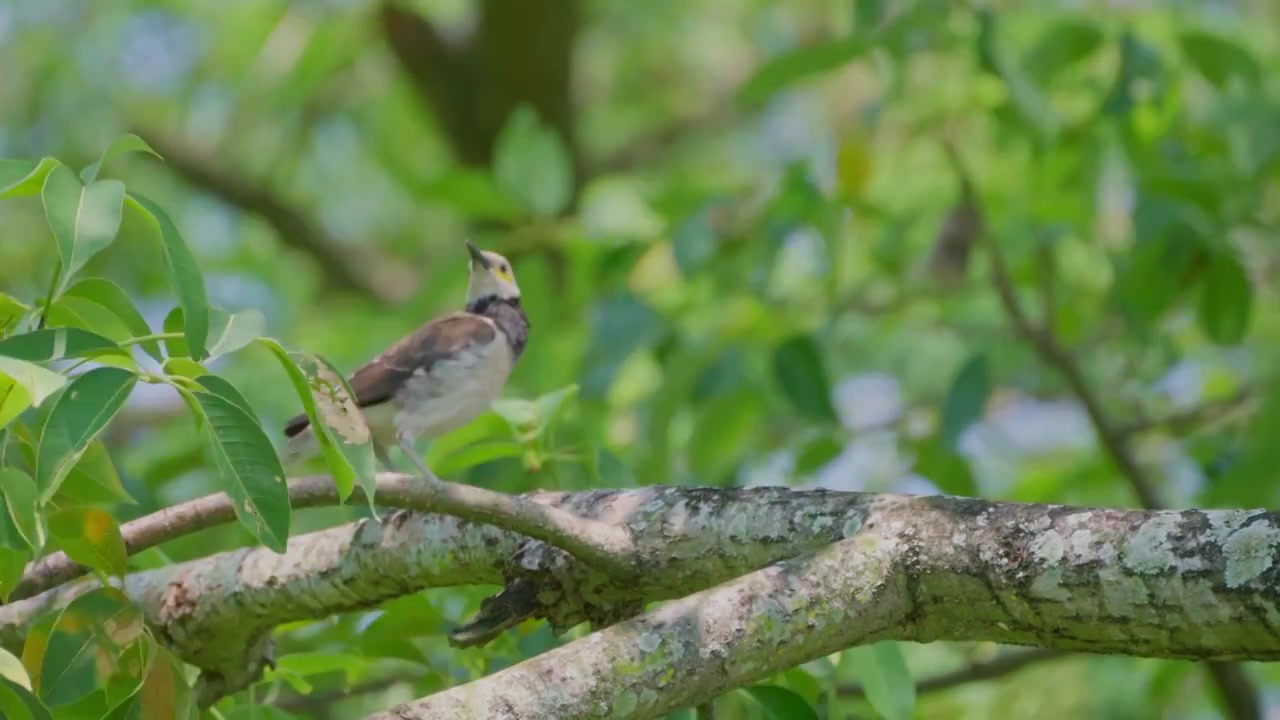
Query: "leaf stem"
119 332 184 347
35 259 62 331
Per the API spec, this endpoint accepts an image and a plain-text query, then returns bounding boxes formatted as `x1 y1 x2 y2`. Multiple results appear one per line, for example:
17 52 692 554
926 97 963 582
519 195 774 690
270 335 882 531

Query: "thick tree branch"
949 141 1262 720
4 487 1280 711
371 495 1280 719
134 129 415 304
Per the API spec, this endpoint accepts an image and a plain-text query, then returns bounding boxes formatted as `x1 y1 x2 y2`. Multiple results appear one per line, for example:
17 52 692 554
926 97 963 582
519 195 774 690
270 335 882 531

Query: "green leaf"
42 299 137 371
48 508 128 579
690 390 764 481
672 204 719 276
0 157 59 198
192 378 291 552
420 167 521 221
1178 29 1261 92
259 338 372 505
0 328 122 364
80 134 161 184
223 706 301 720
493 104 574 217
795 435 844 475
738 36 872 104
99 635 153 712
0 469 42 550
0 358 66 421
206 308 265 360
914 436 977 497
1024 18 1104 84
162 306 257 361
310 354 376 504
772 335 838 423
49 439 136 507
432 441 524 477
1115 222 1205 332
35 367 137 502
0 546 30 602
103 645 192 720
62 279 159 362
1198 248 1251 345
161 358 205 380
492 385 580 443
161 307 187 358
0 676 51 720
0 648 31 692
1207 381 1280 507
940 353 990 448
977 11 1060 140
40 164 126 293
0 294 28 336
843 641 915 720
36 587 143 706
742 685 820 720
45 296 132 343
125 193 208 360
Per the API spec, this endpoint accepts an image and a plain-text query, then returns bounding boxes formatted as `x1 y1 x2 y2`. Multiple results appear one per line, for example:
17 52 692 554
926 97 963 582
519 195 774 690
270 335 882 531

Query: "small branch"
945 139 1160 508
409 473 640 580
1118 387 1258 439
10 473 638 602
839 647 1066 698
948 140 1260 720
134 128 415 304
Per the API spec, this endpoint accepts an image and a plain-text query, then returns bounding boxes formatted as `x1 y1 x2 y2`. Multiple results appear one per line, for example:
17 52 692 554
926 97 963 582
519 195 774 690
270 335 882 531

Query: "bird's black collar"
467 295 522 315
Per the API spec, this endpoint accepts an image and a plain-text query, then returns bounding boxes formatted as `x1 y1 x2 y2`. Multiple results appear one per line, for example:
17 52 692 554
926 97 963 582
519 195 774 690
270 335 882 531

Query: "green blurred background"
3 0 1280 717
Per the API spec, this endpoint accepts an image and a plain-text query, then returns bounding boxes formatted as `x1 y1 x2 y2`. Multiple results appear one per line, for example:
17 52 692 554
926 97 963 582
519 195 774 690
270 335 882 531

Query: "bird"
282 239 529 481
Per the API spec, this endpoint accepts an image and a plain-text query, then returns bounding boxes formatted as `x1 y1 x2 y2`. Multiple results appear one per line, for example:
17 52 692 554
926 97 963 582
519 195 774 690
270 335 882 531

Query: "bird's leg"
373 442 412 525
399 434 443 484
373 443 399 474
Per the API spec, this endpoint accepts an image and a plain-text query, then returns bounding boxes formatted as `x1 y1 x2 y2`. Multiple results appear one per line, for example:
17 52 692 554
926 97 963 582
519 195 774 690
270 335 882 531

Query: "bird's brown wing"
283 313 497 438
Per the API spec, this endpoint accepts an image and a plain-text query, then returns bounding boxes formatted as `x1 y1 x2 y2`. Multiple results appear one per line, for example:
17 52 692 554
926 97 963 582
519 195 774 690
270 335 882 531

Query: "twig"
839 647 1065 698
9 472 639 602
948 140 1261 720
1118 386 1258 439
133 128 415 304
275 676 412 716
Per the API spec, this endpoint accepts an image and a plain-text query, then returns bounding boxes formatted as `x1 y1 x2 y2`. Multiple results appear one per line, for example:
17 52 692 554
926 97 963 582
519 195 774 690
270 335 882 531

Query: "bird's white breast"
372 326 515 444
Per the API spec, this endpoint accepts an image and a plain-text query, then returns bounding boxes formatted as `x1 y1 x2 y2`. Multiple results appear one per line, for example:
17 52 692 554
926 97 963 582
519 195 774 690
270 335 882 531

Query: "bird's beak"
465 240 491 271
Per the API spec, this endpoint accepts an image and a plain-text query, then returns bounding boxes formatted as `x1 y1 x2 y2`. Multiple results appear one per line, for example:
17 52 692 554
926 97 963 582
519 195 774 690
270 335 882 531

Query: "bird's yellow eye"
495 265 513 282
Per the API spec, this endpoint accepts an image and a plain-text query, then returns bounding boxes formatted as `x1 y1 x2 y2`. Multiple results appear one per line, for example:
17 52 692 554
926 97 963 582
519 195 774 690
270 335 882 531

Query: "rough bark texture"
3 487 1278 714
371 495 1280 719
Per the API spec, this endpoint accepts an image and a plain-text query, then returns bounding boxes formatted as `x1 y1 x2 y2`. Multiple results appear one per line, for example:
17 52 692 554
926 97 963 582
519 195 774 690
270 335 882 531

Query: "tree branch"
839 647 1066 698
1118 386 1258 440
134 128 415 304
10 473 638 602
5 486 1280 711
370 495 1280 718
948 141 1263 720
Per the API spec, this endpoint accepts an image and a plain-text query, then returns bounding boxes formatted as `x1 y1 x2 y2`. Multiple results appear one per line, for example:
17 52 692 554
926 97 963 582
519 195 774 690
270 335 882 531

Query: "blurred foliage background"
3 0 1280 717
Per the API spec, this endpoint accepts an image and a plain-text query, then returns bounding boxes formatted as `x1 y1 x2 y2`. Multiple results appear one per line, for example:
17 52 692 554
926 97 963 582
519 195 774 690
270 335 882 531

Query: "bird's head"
465 240 521 308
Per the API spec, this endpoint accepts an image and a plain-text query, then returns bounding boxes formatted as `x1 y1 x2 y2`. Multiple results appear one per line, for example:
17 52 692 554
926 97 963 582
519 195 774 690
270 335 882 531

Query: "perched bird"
283 240 529 479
